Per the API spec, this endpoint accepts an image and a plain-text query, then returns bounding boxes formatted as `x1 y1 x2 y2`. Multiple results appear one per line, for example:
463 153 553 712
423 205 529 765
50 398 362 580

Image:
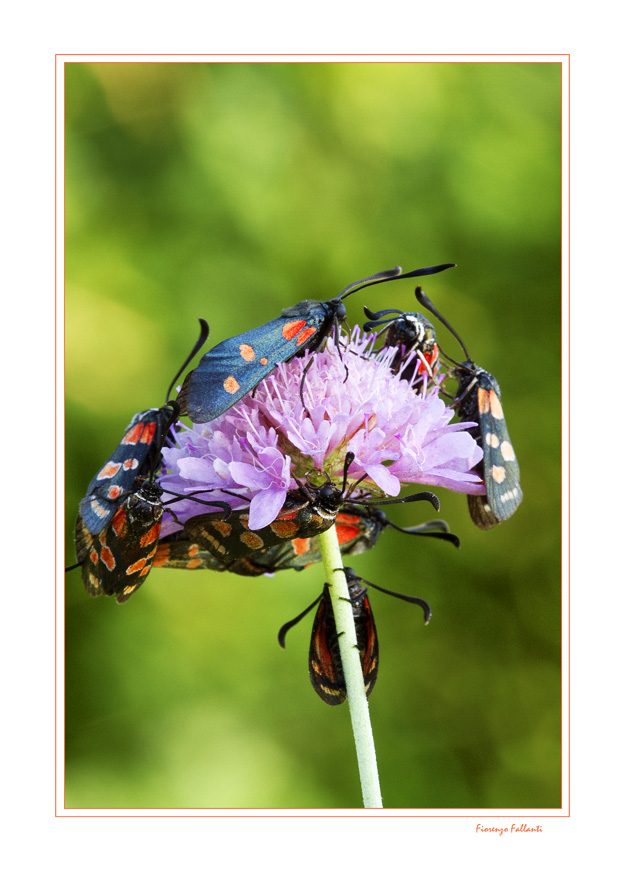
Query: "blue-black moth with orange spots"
70 319 229 602
71 406 177 603
179 263 455 423
414 287 523 529
453 365 522 529
78 407 174 536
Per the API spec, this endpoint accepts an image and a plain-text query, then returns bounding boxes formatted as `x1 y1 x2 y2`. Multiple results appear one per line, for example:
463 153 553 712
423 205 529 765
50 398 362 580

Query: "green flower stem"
318 525 383 809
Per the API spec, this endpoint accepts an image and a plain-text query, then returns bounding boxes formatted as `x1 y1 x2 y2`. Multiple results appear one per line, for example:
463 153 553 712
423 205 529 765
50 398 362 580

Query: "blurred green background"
65 61 561 810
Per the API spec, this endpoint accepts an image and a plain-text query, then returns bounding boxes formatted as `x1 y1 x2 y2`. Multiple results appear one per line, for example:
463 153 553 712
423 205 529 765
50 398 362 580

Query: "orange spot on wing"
282 319 307 341
140 524 161 547
111 508 127 536
122 584 139 597
501 441 515 461
223 375 241 394
491 466 506 484
240 531 265 550
153 544 170 566
126 557 147 575
122 423 144 445
336 513 362 542
140 422 157 443
337 523 360 544
477 387 491 415
97 461 122 480
489 392 504 419
239 344 256 362
100 546 116 571
210 520 233 538
296 327 316 346
92 500 110 519
270 520 300 539
291 538 311 556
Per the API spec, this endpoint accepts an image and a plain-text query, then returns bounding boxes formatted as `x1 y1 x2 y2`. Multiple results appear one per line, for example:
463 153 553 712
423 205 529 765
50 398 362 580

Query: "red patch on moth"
282 319 307 340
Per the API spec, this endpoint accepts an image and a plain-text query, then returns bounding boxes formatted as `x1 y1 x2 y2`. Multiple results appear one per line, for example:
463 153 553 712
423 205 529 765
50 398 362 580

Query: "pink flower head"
158 327 485 537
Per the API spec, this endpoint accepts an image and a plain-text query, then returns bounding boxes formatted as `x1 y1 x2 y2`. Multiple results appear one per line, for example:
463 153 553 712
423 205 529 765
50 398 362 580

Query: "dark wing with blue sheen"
180 303 334 423
473 371 523 526
78 408 168 535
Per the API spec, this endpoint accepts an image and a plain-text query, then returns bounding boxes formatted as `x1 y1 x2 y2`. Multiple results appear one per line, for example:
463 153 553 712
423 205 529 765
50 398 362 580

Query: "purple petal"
248 487 288 530
361 463 401 496
177 457 221 484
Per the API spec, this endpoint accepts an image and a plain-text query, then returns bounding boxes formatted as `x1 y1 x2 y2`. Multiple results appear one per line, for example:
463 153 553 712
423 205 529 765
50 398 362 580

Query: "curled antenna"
347 490 440 511
382 517 460 548
340 266 402 299
362 305 405 331
336 567 432 624
340 263 456 302
311 452 441 512
165 318 210 403
414 287 473 363
277 594 323 648
149 318 212 478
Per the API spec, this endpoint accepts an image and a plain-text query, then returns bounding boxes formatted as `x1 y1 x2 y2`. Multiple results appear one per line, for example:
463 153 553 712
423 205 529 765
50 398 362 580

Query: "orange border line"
57 52 570 819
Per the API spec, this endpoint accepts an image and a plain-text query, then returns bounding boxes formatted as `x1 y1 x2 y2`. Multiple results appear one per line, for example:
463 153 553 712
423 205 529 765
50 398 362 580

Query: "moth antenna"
362 305 404 329
362 318 396 336
383 517 461 548
363 306 404 319
336 323 350 383
365 581 432 624
217 489 252 504
334 567 432 624
160 489 232 517
278 595 323 648
340 262 456 302
165 318 210 403
348 491 440 511
341 452 356 491
299 355 316 408
340 266 402 300
414 287 473 363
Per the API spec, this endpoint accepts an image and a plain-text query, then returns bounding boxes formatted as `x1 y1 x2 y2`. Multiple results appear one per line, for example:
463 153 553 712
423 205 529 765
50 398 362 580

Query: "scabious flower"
158 327 485 537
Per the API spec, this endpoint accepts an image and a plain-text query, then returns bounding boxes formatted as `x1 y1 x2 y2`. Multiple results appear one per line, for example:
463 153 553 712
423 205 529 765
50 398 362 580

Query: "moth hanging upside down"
278 567 432 705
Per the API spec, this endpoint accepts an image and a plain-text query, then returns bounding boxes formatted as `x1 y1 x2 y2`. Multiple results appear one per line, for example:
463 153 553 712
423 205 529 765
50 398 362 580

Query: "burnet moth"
414 286 523 529
278 567 431 705
179 263 455 423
